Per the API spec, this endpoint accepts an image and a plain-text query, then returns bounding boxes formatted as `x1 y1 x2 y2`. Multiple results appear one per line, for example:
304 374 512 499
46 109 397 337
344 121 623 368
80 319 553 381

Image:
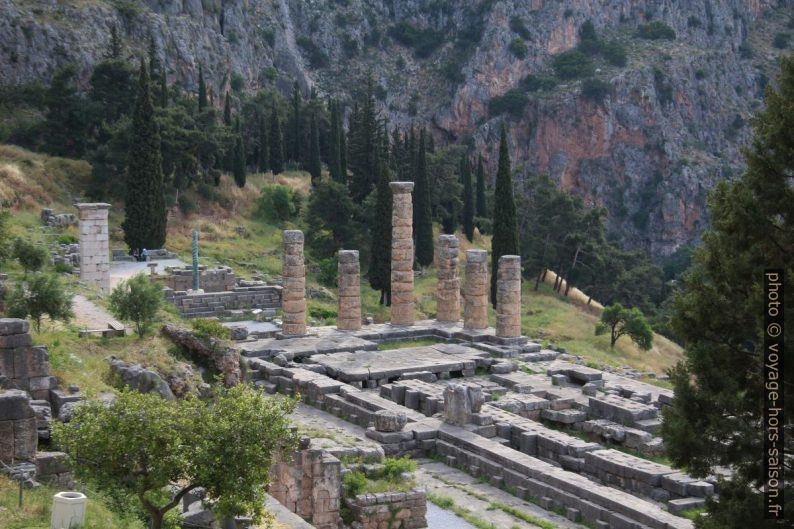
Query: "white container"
50 491 87 529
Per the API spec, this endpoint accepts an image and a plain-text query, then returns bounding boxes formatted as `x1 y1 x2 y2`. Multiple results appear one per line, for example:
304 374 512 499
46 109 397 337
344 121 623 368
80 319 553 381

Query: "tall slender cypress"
269 104 284 175
414 130 434 267
328 100 343 183
490 124 519 307
339 110 347 183
159 64 167 107
289 81 301 163
476 154 487 219
348 76 377 202
369 155 393 305
233 134 246 187
308 112 321 185
258 110 269 173
197 65 207 113
461 154 474 242
123 61 166 252
223 92 232 126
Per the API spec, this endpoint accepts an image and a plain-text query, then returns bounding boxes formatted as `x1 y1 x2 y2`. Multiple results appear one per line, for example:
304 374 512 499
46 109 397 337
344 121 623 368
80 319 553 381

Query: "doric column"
337 250 361 331
463 250 488 330
436 235 460 322
76 203 111 295
495 255 522 337
281 230 306 336
390 182 414 326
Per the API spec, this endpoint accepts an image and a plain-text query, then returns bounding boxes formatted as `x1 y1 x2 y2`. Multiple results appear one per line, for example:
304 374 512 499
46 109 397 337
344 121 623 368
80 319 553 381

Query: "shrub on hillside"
508 38 528 59
636 21 676 40
388 21 445 58
601 41 628 67
7 272 73 332
553 50 594 79
510 16 532 40
255 185 298 224
489 88 528 117
13 237 48 276
109 273 162 338
520 74 559 92
191 318 231 340
772 32 791 49
581 78 612 103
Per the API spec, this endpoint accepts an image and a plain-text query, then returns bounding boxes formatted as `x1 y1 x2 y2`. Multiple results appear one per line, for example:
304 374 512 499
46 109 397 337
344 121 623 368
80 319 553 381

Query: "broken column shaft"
281 230 306 336
436 235 460 322
337 250 361 331
390 182 415 326
496 255 522 337
463 250 488 330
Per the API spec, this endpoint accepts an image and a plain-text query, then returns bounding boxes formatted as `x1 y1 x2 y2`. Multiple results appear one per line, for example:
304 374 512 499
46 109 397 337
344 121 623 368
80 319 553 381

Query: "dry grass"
542 270 604 313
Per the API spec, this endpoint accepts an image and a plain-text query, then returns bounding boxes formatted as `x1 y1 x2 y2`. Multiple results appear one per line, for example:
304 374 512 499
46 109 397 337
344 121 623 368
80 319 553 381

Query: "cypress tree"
339 111 347 182
107 24 122 59
197 65 207 113
233 134 246 187
461 154 474 242
476 154 487 218
159 64 167 107
369 154 393 305
348 76 377 202
123 61 166 252
289 81 301 163
269 104 284 175
308 112 322 185
147 34 160 84
328 100 343 183
490 124 519 307
223 92 232 126
258 110 269 173
413 130 434 267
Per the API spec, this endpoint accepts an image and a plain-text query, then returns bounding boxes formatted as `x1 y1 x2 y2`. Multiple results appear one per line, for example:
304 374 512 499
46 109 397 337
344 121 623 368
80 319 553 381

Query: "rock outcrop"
161 324 241 386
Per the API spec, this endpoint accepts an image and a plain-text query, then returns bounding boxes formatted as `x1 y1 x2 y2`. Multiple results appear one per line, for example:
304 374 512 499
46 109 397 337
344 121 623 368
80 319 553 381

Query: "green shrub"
56 233 79 245
308 305 336 321
653 68 674 105
509 16 531 40
520 74 558 92
636 21 676 40
13 237 48 275
388 21 445 58
296 37 330 68
53 261 73 274
695 69 707 80
489 88 528 117
191 318 231 340
380 457 417 480
177 192 197 215
317 257 338 287
687 15 702 28
475 216 492 234
109 274 163 338
255 185 298 223
601 41 627 67
581 78 611 103
508 38 528 59
772 32 791 49
553 50 594 79
342 470 368 497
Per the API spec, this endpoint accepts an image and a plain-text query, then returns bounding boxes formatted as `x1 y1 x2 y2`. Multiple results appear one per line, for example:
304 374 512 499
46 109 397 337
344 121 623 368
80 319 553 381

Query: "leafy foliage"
13 237 48 275
255 185 299 224
508 38 528 59
489 88 528 117
580 78 612 103
552 50 594 79
595 303 653 350
413 130 434 267
191 318 231 340
53 386 299 529
7 273 73 332
305 180 359 260
108 273 163 337
388 22 445 58
636 21 676 40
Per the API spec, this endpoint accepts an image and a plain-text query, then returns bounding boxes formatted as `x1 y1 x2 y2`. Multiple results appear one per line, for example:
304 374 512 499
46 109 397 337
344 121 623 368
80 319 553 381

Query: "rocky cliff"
1 0 791 256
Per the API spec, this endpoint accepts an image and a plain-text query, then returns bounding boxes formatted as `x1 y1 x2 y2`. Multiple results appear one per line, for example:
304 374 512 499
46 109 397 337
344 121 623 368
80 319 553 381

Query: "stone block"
0 389 34 421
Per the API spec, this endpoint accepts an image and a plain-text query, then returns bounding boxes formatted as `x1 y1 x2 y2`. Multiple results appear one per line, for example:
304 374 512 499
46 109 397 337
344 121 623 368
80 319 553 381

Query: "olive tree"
595 303 653 350
13 237 49 276
109 273 163 337
7 273 73 332
54 385 299 529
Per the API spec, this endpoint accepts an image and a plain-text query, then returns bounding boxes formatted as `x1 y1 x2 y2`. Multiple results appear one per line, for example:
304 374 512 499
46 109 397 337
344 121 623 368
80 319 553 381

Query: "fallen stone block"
668 497 706 514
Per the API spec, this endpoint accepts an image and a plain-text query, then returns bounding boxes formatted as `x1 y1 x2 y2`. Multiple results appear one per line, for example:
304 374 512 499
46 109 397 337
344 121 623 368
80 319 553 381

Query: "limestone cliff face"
1 0 791 256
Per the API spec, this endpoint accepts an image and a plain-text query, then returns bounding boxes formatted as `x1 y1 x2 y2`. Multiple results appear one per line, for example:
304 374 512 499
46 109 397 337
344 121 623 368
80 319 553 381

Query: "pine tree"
107 24 122 59
328 100 343 183
233 134 246 188
308 112 322 185
258 110 269 173
461 153 474 242
123 61 166 252
490 124 519 307
223 92 232 126
289 81 301 163
413 130 434 267
197 65 207 113
476 154 487 218
369 155 392 305
269 104 284 175
660 55 794 529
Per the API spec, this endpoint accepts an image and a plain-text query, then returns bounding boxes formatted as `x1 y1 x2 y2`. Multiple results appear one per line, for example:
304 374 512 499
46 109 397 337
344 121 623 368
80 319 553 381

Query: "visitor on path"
142 248 149 262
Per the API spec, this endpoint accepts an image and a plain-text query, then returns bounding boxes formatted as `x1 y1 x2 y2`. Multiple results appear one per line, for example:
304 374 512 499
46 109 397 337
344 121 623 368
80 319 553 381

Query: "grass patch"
427 492 497 529
490 501 558 529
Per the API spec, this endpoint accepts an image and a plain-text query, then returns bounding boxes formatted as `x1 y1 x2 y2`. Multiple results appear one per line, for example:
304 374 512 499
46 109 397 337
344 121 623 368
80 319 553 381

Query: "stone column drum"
337 250 361 331
77 203 111 295
436 235 460 322
463 250 488 330
496 255 522 337
390 182 415 326
281 230 306 336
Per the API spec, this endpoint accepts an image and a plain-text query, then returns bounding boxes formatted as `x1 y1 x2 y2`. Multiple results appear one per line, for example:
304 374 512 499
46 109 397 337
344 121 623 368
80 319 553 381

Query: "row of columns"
280 182 521 338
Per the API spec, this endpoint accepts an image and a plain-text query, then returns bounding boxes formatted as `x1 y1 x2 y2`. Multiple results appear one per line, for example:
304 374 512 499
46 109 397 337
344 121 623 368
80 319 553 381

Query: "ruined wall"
164 285 281 318
346 490 428 529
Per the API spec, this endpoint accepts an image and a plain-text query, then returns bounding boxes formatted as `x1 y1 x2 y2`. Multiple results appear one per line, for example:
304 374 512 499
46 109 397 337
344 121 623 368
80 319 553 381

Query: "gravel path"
72 294 117 330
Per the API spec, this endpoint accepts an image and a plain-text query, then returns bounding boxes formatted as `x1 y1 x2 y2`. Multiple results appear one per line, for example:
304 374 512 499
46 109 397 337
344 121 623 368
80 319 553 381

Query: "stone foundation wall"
159 266 237 292
346 490 427 529
269 448 341 529
0 319 54 400
164 285 282 318
0 389 37 463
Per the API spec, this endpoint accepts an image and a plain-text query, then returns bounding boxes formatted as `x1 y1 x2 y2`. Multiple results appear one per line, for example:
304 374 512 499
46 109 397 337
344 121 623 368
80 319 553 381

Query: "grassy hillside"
0 144 683 391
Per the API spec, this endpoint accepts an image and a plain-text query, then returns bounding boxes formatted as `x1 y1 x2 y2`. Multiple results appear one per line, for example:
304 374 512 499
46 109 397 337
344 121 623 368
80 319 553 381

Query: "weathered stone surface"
390 183 414 326
374 410 407 432
107 357 176 400
495 255 521 337
162 325 241 386
228 326 249 341
282 230 306 335
77 203 111 294
337 250 361 331
436 235 460 322
443 383 485 426
463 250 488 330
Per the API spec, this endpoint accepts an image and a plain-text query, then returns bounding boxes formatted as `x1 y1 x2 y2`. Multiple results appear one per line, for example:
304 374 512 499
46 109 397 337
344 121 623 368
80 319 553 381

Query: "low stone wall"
0 389 37 463
0 319 55 400
346 490 427 529
269 447 341 529
164 285 281 318
158 265 238 293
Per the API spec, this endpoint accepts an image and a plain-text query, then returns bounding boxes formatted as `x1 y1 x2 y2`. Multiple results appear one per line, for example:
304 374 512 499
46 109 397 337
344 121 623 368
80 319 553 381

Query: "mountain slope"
1 0 792 256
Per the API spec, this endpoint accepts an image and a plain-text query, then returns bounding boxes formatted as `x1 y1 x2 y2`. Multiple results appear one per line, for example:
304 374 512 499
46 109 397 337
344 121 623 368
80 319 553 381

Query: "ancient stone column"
496 255 522 337
463 250 488 330
76 203 111 295
436 235 460 322
337 250 361 331
390 182 415 326
281 230 306 336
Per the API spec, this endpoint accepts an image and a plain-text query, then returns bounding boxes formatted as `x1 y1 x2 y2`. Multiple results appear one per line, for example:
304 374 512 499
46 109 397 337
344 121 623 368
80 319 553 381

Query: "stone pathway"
288 403 585 529
72 294 117 330
109 258 186 288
